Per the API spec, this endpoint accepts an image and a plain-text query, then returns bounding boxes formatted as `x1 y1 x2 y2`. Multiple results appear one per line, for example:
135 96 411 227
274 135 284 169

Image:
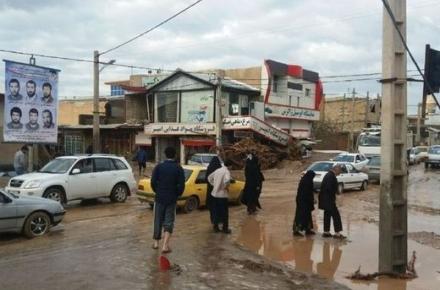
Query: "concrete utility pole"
380 0 408 273
93 50 100 153
215 76 223 147
416 102 422 145
341 93 346 132
365 91 370 127
350 88 356 152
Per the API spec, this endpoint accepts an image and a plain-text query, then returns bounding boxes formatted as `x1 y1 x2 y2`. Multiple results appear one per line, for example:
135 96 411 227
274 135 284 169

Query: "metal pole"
421 44 431 123
93 50 100 153
350 88 356 151
215 76 223 147
416 103 421 144
379 0 408 273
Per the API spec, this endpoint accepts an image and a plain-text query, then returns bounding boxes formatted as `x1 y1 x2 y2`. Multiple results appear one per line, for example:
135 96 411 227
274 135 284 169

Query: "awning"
182 139 215 146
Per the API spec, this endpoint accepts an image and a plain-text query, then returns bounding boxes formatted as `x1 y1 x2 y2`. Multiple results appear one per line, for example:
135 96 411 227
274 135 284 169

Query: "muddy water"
236 164 440 290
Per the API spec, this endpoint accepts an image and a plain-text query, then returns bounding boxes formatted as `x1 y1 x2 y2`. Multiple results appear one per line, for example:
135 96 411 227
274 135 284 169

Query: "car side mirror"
71 168 81 175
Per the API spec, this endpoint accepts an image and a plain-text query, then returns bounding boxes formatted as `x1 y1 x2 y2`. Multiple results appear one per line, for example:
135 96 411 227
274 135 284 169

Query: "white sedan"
332 153 369 171
305 161 369 193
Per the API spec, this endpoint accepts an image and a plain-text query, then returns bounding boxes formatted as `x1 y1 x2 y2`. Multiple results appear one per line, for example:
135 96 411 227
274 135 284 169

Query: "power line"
381 0 440 110
100 0 204 55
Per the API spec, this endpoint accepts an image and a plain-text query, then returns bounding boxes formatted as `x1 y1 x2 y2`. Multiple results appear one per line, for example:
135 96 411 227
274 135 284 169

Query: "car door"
346 164 362 188
67 158 98 200
194 170 208 206
357 154 369 170
0 192 17 231
93 158 117 196
337 164 350 188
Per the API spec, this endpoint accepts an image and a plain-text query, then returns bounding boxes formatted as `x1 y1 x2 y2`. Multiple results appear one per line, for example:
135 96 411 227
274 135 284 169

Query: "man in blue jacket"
151 147 185 253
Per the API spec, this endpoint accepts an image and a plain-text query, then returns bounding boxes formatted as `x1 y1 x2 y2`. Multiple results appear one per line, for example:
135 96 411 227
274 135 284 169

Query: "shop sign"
265 104 320 121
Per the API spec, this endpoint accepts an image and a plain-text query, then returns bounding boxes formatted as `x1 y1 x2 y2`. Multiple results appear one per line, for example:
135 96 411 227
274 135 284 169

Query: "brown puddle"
236 211 440 290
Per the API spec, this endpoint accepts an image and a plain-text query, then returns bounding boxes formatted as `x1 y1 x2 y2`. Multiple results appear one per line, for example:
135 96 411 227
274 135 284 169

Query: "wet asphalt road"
0 158 439 290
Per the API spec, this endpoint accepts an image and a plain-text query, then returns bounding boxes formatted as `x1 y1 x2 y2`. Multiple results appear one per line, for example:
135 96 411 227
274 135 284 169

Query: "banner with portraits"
3 60 60 143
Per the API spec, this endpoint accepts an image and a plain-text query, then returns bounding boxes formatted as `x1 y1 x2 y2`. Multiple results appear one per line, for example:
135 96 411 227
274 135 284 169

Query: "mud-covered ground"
0 154 439 290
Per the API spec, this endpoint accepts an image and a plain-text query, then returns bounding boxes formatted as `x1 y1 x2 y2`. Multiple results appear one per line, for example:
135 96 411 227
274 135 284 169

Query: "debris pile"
220 138 302 170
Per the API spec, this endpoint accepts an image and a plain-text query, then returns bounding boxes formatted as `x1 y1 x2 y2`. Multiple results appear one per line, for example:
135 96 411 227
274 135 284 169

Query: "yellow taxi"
137 165 244 213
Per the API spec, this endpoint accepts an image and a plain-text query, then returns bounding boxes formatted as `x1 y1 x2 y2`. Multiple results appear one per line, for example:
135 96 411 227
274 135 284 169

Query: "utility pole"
350 88 356 152
380 0 408 274
341 93 346 132
215 75 223 147
93 50 100 153
416 102 422 145
365 91 370 128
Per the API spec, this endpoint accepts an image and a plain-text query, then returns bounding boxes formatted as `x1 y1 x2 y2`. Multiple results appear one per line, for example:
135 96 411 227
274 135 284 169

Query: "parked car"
365 156 381 182
425 145 440 168
408 148 417 165
187 153 217 167
332 153 369 171
414 146 429 163
137 165 244 213
4 155 137 205
305 161 369 193
0 190 65 238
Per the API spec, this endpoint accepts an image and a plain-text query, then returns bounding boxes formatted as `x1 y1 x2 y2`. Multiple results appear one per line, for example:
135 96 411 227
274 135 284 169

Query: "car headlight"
23 180 41 189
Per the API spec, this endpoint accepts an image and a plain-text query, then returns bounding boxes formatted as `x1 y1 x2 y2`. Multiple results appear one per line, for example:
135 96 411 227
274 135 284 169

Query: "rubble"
220 138 302 170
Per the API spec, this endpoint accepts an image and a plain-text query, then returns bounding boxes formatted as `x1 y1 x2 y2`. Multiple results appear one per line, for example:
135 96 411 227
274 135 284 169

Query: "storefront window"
229 93 239 116
157 92 178 122
180 91 214 123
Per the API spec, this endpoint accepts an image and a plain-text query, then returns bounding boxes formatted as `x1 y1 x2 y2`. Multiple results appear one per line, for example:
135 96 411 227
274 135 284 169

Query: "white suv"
5 155 137 204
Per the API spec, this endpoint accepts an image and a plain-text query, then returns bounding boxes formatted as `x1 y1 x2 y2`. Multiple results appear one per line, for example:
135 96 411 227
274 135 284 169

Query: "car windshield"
428 147 440 154
308 162 333 172
201 155 214 164
39 158 77 174
183 169 192 182
368 157 381 166
417 147 427 153
334 155 354 162
358 134 381 146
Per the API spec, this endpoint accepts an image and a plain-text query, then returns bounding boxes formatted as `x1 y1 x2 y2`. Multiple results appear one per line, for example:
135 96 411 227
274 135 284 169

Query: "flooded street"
0 154 439 289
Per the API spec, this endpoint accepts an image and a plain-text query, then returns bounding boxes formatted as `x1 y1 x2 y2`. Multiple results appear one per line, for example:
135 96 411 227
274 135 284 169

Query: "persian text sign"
3 60 60 143
223 116 289 145
265 104 320 121
145 123 216 135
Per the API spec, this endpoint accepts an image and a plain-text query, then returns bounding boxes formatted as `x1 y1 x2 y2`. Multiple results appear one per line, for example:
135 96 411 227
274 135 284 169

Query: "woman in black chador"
242 153 264 215
205 156 222 231
293 170 316 236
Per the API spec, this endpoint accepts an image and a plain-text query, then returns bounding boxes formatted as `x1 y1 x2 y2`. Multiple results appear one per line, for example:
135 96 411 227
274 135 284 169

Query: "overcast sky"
1 0 440 114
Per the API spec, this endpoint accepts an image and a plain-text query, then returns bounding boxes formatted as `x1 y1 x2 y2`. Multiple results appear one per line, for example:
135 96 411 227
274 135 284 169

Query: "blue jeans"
153 202 176 240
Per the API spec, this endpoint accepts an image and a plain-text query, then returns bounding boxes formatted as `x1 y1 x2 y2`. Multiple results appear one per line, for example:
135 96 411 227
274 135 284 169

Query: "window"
305 88 311 97
113 159 128 170
110 85 125 96
72 158 93 174
180 91 214 123
273 75 279 93
94 158 115 172
157 92 178 122
0 193 6 203
183 169 193 182
229 93 239 116
195 170 207 184
40 158 76 174
64 135 83 155
341 165 348 174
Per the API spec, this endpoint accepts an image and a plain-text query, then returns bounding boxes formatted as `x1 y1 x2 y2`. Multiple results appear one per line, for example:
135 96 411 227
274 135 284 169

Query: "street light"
93 50 116 153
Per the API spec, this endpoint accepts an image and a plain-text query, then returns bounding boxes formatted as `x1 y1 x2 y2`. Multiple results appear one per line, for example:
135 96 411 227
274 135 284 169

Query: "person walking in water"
293 170 316 236
208 159 233 234
318 164 346 239
205 155 222 231
151 147 185 253
242 153 264 215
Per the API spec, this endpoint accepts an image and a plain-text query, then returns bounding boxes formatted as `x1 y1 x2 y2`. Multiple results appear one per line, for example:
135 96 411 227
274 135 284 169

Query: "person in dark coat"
151 147 186 253
293 170 316 236
318 164 346 239
205 156 222 231
253 154 265 210
242 153 264 215
135 146 148 176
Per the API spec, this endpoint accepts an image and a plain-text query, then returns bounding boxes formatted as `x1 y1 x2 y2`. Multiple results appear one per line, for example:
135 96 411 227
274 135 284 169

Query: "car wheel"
23 211 51 238
360 181 368 191
183 196 199 213
43 187 66 205
110 183 128 203
338 183 344 194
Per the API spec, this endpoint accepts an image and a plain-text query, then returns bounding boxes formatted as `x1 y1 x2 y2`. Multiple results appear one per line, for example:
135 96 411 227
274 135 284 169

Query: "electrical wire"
100 0 204 55
381 0 440 110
